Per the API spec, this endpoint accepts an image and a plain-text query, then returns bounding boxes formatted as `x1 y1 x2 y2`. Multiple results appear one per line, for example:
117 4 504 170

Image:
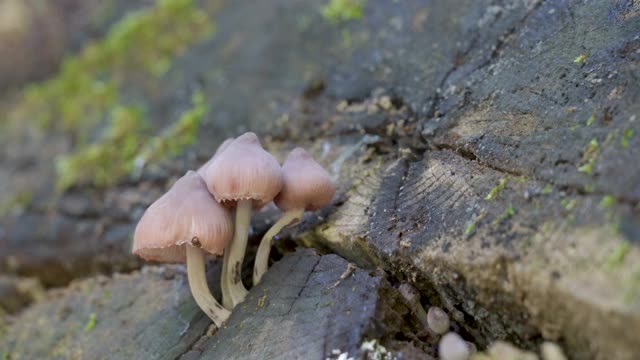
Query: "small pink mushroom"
253 147 335 284
133 171 233 326
202 132 283 307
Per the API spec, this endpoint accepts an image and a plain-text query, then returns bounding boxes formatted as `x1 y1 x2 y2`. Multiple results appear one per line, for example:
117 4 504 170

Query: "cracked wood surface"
1 0 639 359
0 250 429 360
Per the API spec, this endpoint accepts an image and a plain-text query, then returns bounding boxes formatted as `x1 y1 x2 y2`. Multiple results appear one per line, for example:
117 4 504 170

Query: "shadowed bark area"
1 0 639 359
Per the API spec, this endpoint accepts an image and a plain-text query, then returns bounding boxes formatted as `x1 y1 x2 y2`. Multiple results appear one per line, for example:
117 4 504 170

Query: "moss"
541 184 552 195
257 294 267 308
574 53 588 63
322 0 365 23
577 138 599 175
19 0 213 132
12 0 213 191
465 212 485 237
0 190 33 216
134 91 208 170
586 112 596 126
561 198 576 211
621 128 633 148
485 178 507 201
599 195 616 208
84 312 97 332
492 205 515 226
607 242 630 268
55 106 148 191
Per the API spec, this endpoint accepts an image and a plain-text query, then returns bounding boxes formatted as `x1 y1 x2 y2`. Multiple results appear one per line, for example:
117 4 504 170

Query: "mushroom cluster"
132 132 335 326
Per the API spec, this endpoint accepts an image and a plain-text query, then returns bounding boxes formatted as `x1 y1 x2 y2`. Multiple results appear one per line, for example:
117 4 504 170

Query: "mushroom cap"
438 332 470 360
274 148 335 211
203 132 283 208
196 137 234 177
132 171 233 263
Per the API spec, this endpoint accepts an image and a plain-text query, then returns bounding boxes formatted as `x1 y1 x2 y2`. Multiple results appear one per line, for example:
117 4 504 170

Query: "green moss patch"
322 0 365 24
11 0 214 191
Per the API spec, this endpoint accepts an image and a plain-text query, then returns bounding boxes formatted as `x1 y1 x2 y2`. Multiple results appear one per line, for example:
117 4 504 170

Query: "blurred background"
1 0 639 359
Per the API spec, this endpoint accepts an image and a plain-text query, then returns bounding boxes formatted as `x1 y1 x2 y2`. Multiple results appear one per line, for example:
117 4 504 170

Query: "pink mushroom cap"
196 137 234 177
203 132 283 208
132 171 233 262
274 147 335 211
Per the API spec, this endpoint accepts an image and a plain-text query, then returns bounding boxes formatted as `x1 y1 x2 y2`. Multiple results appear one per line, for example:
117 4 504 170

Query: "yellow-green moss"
14 0 214 191
485 178 507 201
492 205 515 226
84 312 97 332
574 53 588 63
599 195 616 209
55 106 148 191
0 190 33 217
322 0 365 23
607 242 630 269
561 198 576 211
135 91 208 169
621 128 633 148
586 112 596 126
578 138 599 175
19 0 213 132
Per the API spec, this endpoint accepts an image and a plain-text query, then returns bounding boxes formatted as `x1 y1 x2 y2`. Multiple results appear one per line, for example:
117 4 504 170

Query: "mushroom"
203 132 283 307
197 137 234 308
132 170 233 326
253 147 335 284
438 332 471 360
427 306 450 335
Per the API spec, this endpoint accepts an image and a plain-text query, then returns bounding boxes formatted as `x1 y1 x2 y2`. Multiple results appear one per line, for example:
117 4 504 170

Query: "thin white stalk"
186 246 230 327
253 208 304 285
226 199 251 307
220 240 233 309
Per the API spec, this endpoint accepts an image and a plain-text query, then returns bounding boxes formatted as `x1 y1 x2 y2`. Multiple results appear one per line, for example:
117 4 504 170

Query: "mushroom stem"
220 240 233 309
253 208 304 285
186 246 230 327
225 199 251 307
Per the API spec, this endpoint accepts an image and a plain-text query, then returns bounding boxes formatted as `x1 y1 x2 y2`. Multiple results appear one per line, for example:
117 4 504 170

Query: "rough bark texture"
1 0 639 359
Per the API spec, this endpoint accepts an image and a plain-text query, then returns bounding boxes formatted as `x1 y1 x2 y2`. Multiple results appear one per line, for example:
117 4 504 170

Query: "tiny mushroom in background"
439 332 471 360
203 132 283 307
427 306 450 335
253 147 335 285
133 170 233 326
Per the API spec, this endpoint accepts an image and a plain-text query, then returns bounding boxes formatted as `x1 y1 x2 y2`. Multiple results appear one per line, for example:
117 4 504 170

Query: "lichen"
485 178 507 201
322 0 365 24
